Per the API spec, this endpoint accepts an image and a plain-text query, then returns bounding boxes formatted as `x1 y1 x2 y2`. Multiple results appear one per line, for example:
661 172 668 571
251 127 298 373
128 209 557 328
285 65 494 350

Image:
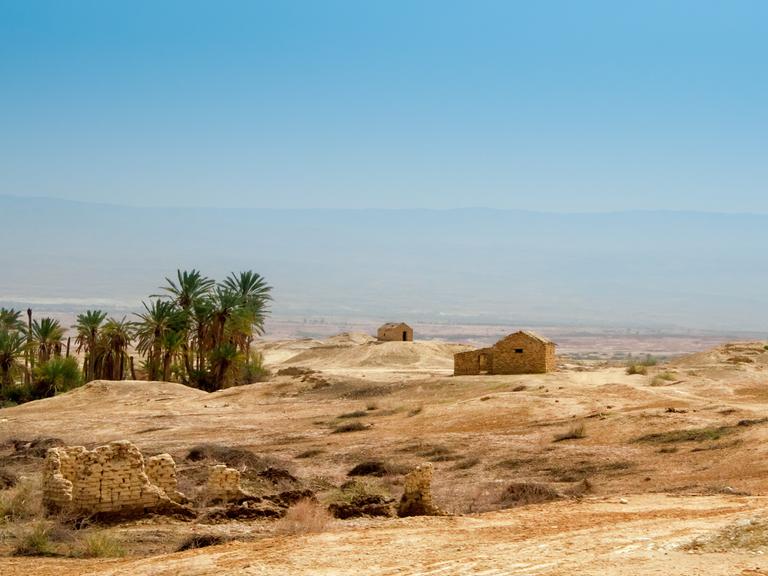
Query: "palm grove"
0 270 272 404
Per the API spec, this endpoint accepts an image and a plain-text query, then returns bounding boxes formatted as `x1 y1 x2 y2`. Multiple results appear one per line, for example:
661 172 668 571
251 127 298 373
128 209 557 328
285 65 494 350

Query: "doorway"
402 331 408 341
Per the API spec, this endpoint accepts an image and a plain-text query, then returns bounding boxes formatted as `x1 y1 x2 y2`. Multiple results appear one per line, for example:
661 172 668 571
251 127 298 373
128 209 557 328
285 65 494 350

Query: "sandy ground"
2 335 768 574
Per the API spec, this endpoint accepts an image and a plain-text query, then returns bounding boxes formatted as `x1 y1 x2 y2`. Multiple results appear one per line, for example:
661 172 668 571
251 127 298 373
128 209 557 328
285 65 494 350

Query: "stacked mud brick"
206 464 247 502
398 462 443 517
42 440 182 516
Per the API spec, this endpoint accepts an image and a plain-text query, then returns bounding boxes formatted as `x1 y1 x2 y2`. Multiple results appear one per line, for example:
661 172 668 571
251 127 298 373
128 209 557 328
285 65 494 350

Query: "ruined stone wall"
377 324 414 342
146 453 185 503
205 464 247 503
42 440 182 516
398 463 442 517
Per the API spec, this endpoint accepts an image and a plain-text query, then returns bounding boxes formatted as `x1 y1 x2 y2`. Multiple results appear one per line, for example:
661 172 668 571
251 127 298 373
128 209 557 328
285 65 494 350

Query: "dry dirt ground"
2 334 768 574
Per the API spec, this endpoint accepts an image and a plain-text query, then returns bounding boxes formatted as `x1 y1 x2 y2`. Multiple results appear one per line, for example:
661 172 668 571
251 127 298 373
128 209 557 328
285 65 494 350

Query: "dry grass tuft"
277 499 332 535
12 521 55 557
0 477 43 521
76 531 126 558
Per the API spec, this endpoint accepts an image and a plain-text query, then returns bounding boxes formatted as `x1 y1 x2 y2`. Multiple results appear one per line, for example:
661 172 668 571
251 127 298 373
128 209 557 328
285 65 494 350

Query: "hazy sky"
1 1 766 211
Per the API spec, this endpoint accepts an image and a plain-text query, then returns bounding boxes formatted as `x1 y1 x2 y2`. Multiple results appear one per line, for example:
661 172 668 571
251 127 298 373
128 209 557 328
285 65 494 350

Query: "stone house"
377 322 414 342
454 330 555 375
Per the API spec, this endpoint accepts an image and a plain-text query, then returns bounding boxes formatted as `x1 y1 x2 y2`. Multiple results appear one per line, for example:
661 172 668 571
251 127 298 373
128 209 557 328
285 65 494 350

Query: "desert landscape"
3 332 768 575
3 2 768 574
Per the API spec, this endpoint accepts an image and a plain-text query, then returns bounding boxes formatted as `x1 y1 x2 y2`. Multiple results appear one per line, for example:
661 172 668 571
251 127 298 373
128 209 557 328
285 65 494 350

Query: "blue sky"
1 0 766 211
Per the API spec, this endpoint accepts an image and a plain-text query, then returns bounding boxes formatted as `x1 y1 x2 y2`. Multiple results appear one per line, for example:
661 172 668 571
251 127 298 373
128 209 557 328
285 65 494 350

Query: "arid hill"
2 339 768 575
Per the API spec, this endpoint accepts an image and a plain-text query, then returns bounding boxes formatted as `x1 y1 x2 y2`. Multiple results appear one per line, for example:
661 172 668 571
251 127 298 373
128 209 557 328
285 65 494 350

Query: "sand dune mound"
269 338 472 371
672 340 768 368
2 380 206 414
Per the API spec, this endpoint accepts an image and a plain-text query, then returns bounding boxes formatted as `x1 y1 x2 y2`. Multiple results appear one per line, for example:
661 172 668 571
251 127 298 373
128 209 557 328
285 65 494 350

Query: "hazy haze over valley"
3 195 766 335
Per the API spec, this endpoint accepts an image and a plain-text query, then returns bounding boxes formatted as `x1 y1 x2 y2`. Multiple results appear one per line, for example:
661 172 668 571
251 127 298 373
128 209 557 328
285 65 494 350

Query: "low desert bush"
235 352 271 385
277 499 331 535
338 410 367 419
332 421 368 434
626 364 648 376
553 424 586 442
347 460 406 477
185 444 265 469
499 482 561 508
176 534 226 551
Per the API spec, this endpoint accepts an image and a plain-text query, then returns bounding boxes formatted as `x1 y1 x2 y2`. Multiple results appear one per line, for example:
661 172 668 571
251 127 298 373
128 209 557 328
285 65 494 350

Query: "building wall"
453 349 483 375
377 324 414 342
453 333 556 375
491 333 554 374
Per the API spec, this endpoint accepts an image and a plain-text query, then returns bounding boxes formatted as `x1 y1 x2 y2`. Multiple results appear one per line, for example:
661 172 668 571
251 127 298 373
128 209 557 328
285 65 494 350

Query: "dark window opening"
515 348 524 353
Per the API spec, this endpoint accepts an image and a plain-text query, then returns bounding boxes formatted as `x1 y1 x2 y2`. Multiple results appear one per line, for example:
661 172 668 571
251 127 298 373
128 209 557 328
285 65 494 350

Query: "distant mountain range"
2 195 767 331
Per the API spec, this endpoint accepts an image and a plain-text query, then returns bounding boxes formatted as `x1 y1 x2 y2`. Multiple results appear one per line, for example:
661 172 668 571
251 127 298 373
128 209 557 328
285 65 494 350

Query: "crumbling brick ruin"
398 462 443 517
454 330 556 375
42 440 185 517
377 322 414 342
205 464 249 503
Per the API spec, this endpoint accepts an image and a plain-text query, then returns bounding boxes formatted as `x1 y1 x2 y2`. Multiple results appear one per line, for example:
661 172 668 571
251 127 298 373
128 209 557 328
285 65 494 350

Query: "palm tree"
0 329 26 389
73 310 107 382
221 271 272 364
94 317 132 380
0 308 25 333
134 300 183 380
31 317 65 364
157 269 214 377
158 269 215 311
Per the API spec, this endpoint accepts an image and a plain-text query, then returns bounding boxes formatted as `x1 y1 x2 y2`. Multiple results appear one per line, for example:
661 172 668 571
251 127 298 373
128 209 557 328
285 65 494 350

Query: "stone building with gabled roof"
377 322 414 342
454 330 555 375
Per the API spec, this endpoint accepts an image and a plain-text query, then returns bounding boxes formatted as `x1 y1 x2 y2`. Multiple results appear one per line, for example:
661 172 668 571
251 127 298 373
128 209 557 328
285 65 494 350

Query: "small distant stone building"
454 330 556 375
377 322 414 342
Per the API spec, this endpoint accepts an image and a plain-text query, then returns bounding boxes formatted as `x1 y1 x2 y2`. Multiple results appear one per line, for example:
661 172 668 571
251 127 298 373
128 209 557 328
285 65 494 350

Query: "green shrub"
33 357 82 398
236 352 270 385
